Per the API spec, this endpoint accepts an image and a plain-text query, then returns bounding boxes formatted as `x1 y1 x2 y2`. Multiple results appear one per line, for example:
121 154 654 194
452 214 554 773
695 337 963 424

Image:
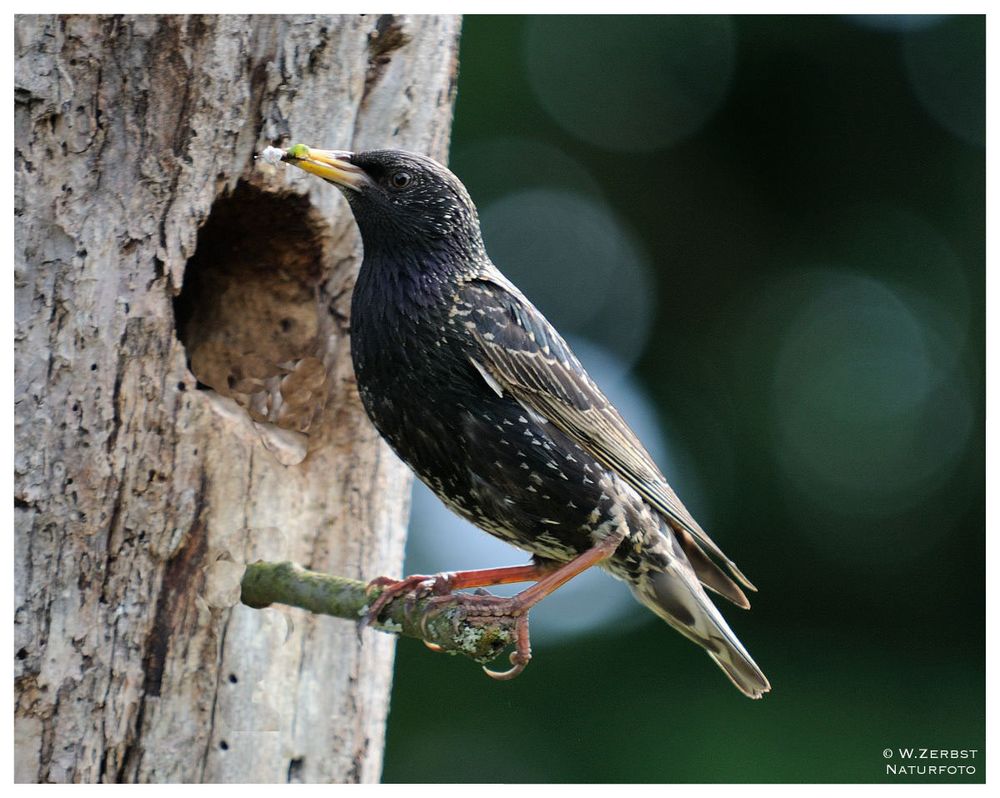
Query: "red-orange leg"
363 561 559 626
367 528 627 679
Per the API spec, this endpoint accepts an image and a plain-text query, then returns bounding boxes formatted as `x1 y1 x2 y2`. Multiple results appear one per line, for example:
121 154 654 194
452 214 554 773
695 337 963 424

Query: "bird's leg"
363 562 558 627
367 529 626 678
495 528 626 613
434 528 628 680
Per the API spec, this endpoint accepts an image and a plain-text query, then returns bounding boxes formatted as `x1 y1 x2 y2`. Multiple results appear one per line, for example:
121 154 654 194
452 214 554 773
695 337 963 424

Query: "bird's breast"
350 270 478 458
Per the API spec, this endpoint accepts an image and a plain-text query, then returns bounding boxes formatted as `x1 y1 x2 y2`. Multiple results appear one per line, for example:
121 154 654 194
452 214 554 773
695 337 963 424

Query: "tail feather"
674 527 751 609
708 648 771 700
633 539 771 699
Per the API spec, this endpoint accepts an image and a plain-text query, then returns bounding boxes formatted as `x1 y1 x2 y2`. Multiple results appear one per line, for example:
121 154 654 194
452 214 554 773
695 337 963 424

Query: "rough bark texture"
14 14 461 783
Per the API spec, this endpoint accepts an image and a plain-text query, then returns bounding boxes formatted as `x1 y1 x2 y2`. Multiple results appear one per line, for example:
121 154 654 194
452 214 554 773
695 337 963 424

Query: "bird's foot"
421 589 534 680
482 612 532 680
365 576 532 677
362 571 459 627
364 540 623 679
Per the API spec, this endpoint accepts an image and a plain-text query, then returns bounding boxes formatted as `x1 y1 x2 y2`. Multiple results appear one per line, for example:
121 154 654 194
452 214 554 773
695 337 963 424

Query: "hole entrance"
174 182 333 443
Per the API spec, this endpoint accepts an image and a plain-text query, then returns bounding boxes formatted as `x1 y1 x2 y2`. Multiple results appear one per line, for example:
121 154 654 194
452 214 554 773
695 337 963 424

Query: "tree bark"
14 14 461 783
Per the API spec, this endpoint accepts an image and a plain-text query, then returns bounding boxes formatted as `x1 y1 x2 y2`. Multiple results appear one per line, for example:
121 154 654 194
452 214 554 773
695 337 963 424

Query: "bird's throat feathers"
353 229 487 325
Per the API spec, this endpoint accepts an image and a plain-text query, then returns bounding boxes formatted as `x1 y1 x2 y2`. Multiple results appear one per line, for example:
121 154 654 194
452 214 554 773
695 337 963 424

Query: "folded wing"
464 271 755 604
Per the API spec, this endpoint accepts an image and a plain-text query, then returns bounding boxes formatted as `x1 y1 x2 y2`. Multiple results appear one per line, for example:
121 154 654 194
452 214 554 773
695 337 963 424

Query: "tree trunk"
14 14 461 783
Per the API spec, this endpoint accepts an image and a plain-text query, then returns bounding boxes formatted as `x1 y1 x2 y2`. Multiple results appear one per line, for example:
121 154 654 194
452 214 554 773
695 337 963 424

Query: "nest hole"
174 182 333 440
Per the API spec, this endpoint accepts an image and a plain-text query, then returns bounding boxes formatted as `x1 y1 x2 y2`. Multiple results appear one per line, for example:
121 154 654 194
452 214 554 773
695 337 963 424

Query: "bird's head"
281 145 485 266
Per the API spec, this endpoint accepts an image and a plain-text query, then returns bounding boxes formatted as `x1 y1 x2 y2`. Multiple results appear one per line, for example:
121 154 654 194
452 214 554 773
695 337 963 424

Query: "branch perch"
240 560 518 665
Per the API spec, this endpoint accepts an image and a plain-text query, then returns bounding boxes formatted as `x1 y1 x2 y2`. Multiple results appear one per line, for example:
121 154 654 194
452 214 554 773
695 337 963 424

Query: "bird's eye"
390 171 412 189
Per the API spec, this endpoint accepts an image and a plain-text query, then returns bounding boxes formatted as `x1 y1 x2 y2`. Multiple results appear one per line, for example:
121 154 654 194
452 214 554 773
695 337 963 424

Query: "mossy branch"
240 560 517 665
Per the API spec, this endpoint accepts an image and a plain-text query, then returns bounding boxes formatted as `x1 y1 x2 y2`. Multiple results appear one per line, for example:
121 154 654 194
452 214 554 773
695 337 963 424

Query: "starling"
272 144 770 698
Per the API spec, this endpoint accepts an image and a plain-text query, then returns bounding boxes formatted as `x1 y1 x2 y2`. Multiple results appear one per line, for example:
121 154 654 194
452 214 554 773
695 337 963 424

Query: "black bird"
274 144 770 698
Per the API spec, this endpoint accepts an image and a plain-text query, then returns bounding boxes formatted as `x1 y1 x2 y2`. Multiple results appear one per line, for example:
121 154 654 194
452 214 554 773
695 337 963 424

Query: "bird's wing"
463 271 756 594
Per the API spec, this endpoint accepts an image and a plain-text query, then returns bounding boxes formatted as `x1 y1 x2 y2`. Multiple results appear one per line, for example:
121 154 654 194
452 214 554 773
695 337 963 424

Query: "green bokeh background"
381 15 984 783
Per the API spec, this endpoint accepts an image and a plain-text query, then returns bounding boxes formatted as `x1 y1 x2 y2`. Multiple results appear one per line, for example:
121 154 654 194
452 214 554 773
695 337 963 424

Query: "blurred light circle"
833 203 971 365
902 16 985 147
523 16 736 152
768 269 973 517
451 136 605 206
404 337 679 642
480 188 655 368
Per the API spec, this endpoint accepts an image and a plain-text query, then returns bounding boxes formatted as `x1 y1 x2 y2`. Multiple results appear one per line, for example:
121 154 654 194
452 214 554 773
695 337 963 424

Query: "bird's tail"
631 543 771 699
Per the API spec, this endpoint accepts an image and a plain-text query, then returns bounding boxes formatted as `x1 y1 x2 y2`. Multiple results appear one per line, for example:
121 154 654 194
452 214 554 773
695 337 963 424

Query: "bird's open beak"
281 144 371 191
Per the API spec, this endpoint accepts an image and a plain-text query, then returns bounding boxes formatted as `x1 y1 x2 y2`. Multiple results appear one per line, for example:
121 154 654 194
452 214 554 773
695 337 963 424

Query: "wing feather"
464 272 756 593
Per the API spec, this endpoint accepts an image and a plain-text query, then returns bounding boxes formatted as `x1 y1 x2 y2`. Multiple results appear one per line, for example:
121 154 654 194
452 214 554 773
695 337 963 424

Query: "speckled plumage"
293 148 769 697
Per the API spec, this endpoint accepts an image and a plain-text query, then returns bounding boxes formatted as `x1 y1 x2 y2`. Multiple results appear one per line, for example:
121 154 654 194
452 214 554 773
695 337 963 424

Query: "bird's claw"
361 572 456 627
482 650 530 680
481 612 532 680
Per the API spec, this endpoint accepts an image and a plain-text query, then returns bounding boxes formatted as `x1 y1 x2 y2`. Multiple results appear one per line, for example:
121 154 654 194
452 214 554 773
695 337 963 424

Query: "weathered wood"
14 14 461 783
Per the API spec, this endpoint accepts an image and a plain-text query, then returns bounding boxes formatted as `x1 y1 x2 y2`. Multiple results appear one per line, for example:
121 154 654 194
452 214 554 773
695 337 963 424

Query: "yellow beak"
281 144 371 191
